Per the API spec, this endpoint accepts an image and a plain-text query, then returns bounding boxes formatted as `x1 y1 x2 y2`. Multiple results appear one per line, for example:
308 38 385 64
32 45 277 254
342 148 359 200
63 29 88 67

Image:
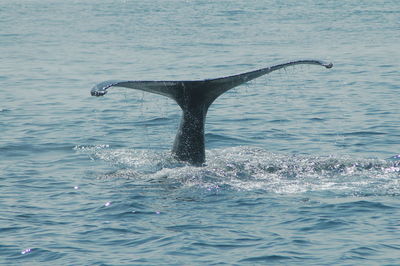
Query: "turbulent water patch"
76 145 400 196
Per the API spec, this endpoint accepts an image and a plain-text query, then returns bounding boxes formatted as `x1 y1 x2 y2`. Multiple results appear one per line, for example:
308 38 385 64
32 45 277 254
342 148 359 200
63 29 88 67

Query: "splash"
77 145 400 195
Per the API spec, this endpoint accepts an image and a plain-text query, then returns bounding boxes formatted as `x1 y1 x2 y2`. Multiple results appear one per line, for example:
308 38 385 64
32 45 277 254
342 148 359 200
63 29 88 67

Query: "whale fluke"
91 60 333 165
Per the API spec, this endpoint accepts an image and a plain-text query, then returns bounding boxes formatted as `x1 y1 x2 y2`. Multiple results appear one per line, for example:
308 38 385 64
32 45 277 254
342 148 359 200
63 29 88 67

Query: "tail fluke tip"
91 89 107 96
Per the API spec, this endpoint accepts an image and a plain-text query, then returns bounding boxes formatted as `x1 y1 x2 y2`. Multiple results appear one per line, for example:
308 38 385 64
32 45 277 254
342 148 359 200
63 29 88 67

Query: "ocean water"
1 0 399 264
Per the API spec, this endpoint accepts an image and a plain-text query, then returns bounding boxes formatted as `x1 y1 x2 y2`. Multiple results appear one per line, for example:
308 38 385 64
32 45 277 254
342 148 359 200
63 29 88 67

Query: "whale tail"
91 60 332 165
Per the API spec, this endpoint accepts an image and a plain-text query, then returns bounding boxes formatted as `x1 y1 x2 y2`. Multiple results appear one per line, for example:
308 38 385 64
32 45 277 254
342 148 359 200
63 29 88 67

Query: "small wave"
13 247 64 262
330 200 395 212
239 254 295 262
343 131 387 136
134 117 173 126
346 246 379 258
269 119 291 123
388 154 400 161
205 133 253 146
1 142 74 157
323 131 387 137
308 117 325 122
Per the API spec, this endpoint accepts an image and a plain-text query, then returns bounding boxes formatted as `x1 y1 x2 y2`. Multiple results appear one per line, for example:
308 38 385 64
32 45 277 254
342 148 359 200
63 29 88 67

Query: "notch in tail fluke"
90 60 333 165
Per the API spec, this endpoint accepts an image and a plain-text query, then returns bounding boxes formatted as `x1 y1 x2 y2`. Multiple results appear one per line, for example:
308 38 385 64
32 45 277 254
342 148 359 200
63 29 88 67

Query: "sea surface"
1 0 399 264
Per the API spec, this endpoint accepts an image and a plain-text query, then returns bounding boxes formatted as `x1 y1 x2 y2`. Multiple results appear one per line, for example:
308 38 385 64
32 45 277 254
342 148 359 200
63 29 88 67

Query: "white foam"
80 145 400 195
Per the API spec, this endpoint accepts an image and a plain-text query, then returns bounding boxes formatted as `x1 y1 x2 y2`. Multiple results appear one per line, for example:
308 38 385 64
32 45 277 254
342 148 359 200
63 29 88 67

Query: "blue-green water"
1 0 399 264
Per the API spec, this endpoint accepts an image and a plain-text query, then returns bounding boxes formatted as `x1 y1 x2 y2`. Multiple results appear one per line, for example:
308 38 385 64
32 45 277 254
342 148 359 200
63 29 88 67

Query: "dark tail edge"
90 60 332 99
